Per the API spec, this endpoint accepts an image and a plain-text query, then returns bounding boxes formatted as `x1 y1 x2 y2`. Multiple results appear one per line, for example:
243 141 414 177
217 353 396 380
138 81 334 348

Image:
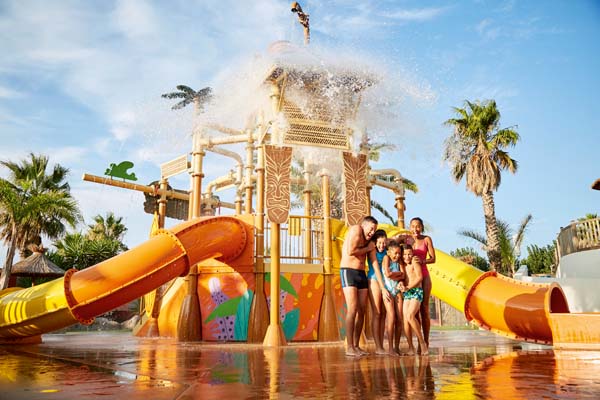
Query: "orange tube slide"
0 216 248 341
464 271 570 345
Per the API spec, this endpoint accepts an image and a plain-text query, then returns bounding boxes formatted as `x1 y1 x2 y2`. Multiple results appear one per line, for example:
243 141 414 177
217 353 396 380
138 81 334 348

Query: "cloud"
383 6 450 22
111 0 159 40
476 18 501 40
316 4 449 38
0 0 289 152
49 146 89 166
458 82 519 104
0 85 24 99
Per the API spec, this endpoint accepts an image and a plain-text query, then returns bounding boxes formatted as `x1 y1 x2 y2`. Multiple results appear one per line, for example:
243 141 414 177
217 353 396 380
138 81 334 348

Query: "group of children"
370 217 436 356
341 216 435 357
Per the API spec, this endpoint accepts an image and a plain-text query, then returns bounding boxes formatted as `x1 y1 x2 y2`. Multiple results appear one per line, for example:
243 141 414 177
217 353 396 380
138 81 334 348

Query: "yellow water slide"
331 221 574 346
0 216 250 343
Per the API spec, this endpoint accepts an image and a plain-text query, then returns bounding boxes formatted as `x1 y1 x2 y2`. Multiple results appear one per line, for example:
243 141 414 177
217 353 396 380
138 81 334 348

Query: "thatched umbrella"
10 245 65 285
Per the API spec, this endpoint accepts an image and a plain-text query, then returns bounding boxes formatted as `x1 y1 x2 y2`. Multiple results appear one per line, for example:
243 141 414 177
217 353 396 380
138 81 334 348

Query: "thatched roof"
11 251 65 278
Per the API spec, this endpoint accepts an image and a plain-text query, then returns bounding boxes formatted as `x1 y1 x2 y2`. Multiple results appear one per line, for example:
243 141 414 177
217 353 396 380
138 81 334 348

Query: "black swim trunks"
340 268 368 289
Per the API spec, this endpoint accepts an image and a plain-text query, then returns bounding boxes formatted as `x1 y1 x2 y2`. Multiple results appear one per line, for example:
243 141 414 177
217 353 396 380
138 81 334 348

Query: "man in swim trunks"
399 245 428 355
340 215 378 357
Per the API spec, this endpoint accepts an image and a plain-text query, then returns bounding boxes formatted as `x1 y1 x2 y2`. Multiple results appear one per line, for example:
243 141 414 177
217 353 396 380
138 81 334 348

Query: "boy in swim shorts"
399 245 428 355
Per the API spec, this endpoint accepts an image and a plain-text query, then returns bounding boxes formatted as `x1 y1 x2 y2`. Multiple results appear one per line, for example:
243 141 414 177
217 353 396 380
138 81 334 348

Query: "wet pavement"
1 330 600 399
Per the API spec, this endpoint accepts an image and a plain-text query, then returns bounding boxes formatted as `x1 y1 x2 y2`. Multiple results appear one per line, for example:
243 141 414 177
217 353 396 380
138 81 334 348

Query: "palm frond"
161 92 187 99
512 214 532 253
458 229 488 248
175 85 195 94
370 200 396 225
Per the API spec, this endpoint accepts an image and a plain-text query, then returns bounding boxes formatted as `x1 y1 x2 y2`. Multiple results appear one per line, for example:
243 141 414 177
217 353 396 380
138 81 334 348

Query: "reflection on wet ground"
1 330 600 399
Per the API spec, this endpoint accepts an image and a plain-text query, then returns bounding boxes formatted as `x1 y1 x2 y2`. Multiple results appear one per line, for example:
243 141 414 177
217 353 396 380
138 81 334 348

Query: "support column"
263 222 287 346
177 138 204 342
318 171 340 341
394 192 406 229
244 129 254 215
191 144 205 219
157 179 168 228
146 179 168 337
303 167 312 262
247 145 268 342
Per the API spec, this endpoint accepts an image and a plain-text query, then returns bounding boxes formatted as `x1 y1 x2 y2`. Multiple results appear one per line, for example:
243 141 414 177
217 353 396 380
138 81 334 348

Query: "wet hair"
410 217 424 231
361 215 378 225
371 229 387 242
387 240 400 250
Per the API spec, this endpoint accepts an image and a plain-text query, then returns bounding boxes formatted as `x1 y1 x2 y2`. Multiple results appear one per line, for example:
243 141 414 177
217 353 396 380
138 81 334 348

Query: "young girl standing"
367 229 390 355
381 241 405 355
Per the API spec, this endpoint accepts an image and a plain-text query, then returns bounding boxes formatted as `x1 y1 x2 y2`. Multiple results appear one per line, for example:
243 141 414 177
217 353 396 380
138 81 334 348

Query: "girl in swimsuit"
367 229 389 355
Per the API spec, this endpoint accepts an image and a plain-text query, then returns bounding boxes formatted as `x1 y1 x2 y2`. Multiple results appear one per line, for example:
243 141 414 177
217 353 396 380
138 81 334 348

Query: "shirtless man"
399 245 428 356
341 215 388 356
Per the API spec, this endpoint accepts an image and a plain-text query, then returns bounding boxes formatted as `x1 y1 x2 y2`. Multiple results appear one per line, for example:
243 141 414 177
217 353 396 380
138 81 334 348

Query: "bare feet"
345 348 362 357
356 347 369 356
418 343 429 355
406 348 416 356
388 350 400 357
375 348 388 356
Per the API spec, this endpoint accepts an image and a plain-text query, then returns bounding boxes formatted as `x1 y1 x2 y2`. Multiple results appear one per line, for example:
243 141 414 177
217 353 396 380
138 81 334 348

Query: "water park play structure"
0 6 599 350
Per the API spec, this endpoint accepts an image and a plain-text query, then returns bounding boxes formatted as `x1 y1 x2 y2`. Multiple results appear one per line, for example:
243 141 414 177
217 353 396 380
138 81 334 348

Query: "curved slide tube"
331 220 571 345
428 253 569 345
0 216 249 342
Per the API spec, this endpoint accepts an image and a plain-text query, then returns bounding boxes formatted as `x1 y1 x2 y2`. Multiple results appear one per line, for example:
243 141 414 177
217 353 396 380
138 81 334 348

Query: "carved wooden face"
343 152 368 226
265 145 292 224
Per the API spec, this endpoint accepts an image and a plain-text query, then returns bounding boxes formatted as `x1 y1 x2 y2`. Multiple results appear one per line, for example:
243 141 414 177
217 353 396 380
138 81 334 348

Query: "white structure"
516 218 600 312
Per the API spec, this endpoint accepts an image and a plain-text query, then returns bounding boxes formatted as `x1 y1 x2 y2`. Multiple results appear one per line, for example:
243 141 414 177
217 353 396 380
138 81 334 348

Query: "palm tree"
458 214 532 276
290 161 345 219
0 180 80 289
578 213 598 221
0 154 81 288
443 100 520 271
87 212 128 251
161 85 213 112
450 247 490 271
0 153 77 257
52 232 122 271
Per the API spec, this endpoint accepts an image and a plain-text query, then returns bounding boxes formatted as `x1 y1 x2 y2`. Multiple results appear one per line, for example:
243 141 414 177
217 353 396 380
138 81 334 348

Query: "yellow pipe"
190 147 205 219
82 173 188 200
244 128 255 214
318 172 339 341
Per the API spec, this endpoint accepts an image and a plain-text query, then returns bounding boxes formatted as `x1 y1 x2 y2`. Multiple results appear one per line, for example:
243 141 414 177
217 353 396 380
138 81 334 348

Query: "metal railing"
263 215 324 265
556 217 600 258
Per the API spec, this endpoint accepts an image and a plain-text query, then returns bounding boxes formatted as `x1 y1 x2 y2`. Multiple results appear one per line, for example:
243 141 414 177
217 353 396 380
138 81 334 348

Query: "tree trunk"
482 191 502 272
0 225 18 290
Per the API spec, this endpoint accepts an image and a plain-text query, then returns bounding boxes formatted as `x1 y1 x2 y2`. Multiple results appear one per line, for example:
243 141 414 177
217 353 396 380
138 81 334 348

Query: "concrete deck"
1 330 600 399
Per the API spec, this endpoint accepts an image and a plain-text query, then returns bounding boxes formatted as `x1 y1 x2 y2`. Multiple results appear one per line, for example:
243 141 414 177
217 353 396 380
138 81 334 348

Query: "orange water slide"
0 216 250 342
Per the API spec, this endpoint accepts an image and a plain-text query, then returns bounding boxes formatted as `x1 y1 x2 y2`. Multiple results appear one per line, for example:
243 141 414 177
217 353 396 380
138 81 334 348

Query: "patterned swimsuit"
403 287 423 302
383 260 402 297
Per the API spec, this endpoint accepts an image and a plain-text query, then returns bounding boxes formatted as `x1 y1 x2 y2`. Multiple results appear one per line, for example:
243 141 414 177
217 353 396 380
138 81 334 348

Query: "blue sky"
1 0 599 263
